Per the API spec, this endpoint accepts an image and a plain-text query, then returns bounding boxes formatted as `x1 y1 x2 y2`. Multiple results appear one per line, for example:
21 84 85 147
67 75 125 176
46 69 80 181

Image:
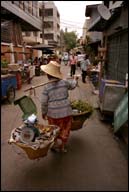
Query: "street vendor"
40 61 78 152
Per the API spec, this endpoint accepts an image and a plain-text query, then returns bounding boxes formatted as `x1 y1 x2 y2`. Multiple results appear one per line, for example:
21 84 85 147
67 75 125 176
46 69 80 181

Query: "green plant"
1 60 9 68
71 100 93 113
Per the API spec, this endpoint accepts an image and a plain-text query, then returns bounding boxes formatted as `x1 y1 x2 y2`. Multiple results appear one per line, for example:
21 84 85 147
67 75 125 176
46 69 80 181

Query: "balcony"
23 36 42 45
1 1 42 31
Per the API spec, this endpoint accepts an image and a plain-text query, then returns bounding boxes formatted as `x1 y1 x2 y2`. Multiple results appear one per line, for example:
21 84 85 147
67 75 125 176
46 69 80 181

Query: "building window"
40 33 42 38
44 33 53 40
13 1 20 7
33 32 37 37
45 9 53 16
25 32 31 36
57 23 60 29
19 1 24 10
28 1 32 14
57 11 60 18
32 1 38 17
39 8 42 17
44 22 53 29
24 1 29 13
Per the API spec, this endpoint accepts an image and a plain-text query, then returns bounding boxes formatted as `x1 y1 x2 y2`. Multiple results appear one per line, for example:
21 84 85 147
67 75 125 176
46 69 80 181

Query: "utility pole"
42 1 45 64
42 1 44 44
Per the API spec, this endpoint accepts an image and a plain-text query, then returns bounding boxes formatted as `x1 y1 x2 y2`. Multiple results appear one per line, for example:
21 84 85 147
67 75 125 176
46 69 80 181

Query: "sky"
54 1 102 37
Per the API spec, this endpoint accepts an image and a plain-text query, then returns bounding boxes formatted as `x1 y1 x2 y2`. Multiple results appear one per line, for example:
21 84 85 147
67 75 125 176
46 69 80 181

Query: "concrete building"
1 1 42 63
22 1 61 56
29 1 60 48
88 1 128 83
83 4 103 43
22 1 61 47
1 1 61 62
39 1 60 48
81 4 103 61
86 1 128 141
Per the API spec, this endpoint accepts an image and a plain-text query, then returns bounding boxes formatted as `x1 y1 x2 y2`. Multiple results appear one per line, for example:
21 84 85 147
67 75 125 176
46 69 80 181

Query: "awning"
88 7 121 32
87 40 101 46
31 44 55 50
88 16 108 32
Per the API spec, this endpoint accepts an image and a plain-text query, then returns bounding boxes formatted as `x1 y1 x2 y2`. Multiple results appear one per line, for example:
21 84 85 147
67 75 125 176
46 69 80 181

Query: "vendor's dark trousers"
82 70 87 83
70 65 76 77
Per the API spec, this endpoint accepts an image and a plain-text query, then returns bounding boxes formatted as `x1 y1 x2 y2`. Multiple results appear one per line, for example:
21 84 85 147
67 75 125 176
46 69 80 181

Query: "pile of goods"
10 124 59 149
9 114 60 159
70 100 93 130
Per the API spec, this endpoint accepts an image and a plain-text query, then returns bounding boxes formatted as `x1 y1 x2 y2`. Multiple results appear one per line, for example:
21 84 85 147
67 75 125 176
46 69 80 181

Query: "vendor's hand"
42 114 48 120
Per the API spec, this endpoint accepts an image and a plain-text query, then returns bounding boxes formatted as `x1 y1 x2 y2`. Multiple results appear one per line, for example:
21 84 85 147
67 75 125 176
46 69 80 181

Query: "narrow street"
1 64 128 191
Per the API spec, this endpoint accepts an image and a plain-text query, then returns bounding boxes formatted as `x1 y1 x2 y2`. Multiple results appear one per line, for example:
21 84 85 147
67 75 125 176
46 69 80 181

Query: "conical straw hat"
40 61 62 79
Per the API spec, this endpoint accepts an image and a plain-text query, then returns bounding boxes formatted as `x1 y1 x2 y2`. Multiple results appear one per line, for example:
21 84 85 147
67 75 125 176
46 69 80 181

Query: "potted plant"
1 59 9 74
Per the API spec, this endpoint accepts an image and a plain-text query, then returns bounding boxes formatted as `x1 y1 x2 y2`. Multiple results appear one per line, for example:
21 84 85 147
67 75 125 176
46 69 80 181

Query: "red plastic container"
16 72 22 90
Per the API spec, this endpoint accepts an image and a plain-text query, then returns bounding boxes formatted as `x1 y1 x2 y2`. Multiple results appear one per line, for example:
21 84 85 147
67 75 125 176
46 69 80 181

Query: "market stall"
1 73 17 103
89 67 100 90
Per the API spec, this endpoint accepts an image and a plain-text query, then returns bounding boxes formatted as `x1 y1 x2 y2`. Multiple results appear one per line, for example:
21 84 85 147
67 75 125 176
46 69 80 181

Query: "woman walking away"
40 61 78 152
80 54 91 83
69 53 77 77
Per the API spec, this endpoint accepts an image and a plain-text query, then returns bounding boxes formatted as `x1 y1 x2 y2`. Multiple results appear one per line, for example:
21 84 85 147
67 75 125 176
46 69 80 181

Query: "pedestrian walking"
69 53 77 77
80 54 91 83
40 61 78 152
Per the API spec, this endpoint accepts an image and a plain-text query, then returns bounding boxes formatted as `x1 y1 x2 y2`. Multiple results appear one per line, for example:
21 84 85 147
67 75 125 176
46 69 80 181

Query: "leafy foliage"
63 31 77 52
1 59 9 68
71 100 93 113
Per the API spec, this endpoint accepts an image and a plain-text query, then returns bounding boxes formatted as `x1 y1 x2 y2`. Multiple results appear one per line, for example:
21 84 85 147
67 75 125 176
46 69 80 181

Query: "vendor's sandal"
51 147 60 153
51 146 67 153
61 148 67 153
60 146 67 153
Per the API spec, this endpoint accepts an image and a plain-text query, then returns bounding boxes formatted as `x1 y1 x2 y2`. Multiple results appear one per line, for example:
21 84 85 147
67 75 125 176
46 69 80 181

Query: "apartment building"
1 1 61 63
23 1 60 48
1 1 42 43
1 1 42 63
39 1 60 47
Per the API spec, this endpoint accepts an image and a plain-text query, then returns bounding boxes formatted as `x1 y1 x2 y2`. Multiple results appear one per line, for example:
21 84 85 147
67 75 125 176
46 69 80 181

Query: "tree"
83 35 92 52
63 31 77 52
82 35 95 63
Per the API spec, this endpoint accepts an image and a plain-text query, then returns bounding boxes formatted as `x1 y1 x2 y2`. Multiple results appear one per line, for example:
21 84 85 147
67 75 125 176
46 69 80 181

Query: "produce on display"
71 99 93 114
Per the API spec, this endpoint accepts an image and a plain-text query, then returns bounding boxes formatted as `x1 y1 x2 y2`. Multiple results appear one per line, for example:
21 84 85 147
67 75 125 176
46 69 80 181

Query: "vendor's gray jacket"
41 79 77 118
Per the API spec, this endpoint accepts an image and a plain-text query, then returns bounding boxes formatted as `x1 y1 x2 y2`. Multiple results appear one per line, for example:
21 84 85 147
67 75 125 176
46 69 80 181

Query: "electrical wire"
60 20 86 30
61 23 87 30
61 21 83 28
61 19 84 25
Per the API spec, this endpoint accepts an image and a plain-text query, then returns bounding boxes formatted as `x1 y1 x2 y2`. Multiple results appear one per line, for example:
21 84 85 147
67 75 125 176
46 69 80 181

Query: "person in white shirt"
80 55 91 83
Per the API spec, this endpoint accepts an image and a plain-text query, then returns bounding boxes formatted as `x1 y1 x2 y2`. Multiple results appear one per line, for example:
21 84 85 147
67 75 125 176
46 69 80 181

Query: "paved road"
1 65 128 191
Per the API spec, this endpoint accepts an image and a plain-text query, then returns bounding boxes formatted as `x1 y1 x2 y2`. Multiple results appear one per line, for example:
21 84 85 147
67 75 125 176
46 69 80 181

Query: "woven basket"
9 124 59 160
71 111 91 131
14 141 53 160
